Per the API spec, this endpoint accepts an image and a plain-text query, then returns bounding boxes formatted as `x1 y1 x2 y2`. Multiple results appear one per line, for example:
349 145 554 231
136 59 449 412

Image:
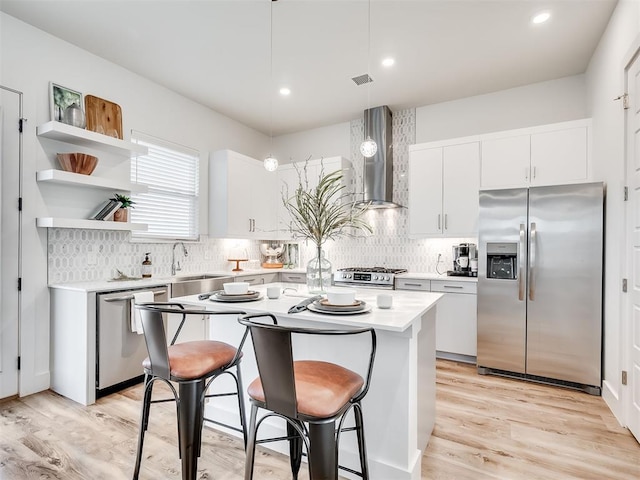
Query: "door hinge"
18 117 27 133
17 356 21 370
622 370 628 385
614 93 630 109
18 277 22 291
18 197 22 211
622 278 628 292
624 186 628 201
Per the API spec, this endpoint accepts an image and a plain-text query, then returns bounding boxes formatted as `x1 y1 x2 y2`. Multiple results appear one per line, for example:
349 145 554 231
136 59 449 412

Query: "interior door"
0 87 21 399
626 49 640 443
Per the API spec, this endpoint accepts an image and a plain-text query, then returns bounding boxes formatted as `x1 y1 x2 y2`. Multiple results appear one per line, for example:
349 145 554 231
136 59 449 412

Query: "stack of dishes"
209 290 262 303
307 298 372 315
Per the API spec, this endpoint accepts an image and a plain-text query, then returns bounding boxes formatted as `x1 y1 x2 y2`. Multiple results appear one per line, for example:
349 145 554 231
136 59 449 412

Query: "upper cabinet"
480 119 590 189
35 121 148 231
209 150 277 240
276 156 352 240
409 141 480 237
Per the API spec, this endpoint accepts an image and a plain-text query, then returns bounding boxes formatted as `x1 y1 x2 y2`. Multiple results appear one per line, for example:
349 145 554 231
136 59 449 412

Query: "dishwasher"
96 285 168 397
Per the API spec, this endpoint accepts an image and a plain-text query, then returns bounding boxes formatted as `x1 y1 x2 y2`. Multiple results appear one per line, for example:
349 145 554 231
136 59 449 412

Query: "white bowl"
327 288 356 306
223 282 249 295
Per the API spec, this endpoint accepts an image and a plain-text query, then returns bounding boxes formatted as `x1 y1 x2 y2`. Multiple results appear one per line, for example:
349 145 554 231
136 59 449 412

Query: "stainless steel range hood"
360 105 402 208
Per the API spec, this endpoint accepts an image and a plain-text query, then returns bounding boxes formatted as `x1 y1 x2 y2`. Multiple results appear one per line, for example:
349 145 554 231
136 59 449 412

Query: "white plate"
307 303 372 315
312 300 367 313
210 293 263 303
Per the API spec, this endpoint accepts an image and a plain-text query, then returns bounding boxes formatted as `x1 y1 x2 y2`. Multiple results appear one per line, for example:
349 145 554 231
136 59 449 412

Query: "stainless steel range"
333 267 407 289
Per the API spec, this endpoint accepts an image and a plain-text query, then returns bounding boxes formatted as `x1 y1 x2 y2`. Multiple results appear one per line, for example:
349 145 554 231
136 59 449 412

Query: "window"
130 131 200 240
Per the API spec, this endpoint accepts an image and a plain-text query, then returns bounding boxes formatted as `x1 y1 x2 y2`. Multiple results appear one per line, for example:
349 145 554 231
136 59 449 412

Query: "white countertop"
173 283 442 333
47 268 305 292
47 269 476 292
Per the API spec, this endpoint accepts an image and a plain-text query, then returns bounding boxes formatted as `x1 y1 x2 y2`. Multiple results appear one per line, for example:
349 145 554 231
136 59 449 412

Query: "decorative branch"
282 159 372 247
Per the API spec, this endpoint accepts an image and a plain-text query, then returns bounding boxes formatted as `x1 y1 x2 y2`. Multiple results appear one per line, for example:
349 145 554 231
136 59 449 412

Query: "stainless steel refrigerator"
477 182 604 394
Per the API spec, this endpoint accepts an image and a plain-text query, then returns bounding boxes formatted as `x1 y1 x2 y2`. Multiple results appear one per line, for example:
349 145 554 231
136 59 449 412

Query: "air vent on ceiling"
352 73 373 86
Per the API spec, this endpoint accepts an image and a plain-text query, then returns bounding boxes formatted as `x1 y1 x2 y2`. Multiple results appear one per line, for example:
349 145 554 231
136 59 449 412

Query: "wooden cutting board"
84 95 123 139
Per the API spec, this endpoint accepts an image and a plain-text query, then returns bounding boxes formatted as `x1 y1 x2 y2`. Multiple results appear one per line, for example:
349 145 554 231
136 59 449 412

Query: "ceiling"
0 0 617 136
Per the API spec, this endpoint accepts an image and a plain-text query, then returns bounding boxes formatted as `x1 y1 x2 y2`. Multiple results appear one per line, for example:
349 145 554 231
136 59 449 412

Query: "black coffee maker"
448 243 477 277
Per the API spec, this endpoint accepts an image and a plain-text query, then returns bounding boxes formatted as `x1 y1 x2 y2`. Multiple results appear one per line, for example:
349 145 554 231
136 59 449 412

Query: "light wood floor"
1 360 638 479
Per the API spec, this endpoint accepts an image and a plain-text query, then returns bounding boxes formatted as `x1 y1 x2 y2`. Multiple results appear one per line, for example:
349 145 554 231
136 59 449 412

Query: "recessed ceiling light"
532 11 551 24
382 57 395 67
279 87 291 96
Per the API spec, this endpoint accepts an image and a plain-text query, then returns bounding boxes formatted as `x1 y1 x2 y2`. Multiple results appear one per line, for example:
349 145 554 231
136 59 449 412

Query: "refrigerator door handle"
518 223 526 301
529 222 536 301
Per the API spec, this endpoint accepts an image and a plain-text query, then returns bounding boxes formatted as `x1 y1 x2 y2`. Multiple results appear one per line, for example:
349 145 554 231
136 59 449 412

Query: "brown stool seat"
247 360 364 418
143 340 239 380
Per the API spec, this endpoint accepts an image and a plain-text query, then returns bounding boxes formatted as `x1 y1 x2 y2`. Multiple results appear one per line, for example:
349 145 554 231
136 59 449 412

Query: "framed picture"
49 82 83 122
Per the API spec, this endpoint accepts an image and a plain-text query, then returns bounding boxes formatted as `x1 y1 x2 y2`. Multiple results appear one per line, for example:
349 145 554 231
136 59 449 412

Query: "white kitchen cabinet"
530 125 588 186
480 119 590 189
36 121 148 231
395 277 431 291
430 280 477 359
277 156 352 239
396 277 477 362
480 134 530 189
408 141 479 237
280 272 307 284
235 272 278 285
209 150 277 239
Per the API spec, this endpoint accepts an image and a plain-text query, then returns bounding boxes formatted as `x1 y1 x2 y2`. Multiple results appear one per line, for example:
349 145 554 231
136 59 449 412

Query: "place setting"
209 282 263 303
305 288 372 316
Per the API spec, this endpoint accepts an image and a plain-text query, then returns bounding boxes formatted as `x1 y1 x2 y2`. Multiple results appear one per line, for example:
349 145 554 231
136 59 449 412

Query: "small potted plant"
111 193 135 222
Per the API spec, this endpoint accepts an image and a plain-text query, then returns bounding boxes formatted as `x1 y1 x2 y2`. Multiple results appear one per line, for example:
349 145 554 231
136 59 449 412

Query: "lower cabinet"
235 273 279 285
280 272 307 283
396 277 477 362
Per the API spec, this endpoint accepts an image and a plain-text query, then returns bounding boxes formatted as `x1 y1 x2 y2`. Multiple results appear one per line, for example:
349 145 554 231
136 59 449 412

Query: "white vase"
306 246 332 293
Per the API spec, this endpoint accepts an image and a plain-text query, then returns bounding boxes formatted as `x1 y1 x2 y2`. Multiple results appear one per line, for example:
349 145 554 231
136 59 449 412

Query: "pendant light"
264 0 279 171
360 0 377 158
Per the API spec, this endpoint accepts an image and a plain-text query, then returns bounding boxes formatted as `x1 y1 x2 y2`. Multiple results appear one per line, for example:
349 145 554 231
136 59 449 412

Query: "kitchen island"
174 283 441 480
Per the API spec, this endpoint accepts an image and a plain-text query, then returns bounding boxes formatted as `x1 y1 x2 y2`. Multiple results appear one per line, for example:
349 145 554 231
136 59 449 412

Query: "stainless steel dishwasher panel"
96 286 168 393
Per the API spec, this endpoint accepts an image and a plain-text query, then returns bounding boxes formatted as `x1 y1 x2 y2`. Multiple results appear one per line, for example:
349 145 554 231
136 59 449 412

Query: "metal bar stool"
238 312 377 480
132 303 248 480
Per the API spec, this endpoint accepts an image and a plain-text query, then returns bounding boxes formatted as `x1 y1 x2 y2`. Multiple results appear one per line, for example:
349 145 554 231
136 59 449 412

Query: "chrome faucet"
171 242 188 276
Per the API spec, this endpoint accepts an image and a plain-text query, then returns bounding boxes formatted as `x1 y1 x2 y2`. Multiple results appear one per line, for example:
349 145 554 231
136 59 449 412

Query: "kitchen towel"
130 291 154 335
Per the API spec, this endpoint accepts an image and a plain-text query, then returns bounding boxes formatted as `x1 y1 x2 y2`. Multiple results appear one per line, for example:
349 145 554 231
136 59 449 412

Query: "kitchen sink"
170 274 232 298
172 274 226 282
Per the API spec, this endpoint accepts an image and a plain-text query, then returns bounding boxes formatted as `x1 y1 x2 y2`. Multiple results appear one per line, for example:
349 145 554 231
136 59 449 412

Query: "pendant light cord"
270 0 274 154
264 0 278 171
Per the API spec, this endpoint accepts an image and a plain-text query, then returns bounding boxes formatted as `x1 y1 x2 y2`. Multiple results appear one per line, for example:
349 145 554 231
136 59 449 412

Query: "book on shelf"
89 200 122 221
101 201 123 220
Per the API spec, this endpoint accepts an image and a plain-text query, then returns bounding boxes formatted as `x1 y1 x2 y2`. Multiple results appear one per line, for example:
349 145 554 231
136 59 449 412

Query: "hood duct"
359 105 402 208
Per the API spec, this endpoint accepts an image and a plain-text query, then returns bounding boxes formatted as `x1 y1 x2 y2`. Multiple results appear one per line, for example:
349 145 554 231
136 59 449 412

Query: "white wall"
0 12 270 396
585 0 640 423
415 75 588 143
272 121 350 164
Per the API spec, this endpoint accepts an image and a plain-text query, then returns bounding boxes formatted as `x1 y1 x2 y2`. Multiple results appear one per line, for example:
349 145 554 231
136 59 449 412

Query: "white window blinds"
130 132 200 240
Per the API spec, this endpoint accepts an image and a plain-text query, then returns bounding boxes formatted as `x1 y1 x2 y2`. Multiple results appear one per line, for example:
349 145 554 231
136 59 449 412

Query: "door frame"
623 35 640 440
0 84 24 399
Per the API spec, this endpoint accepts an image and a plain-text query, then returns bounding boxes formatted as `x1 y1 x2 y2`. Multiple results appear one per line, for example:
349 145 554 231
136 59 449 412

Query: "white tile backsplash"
47 108 476 283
